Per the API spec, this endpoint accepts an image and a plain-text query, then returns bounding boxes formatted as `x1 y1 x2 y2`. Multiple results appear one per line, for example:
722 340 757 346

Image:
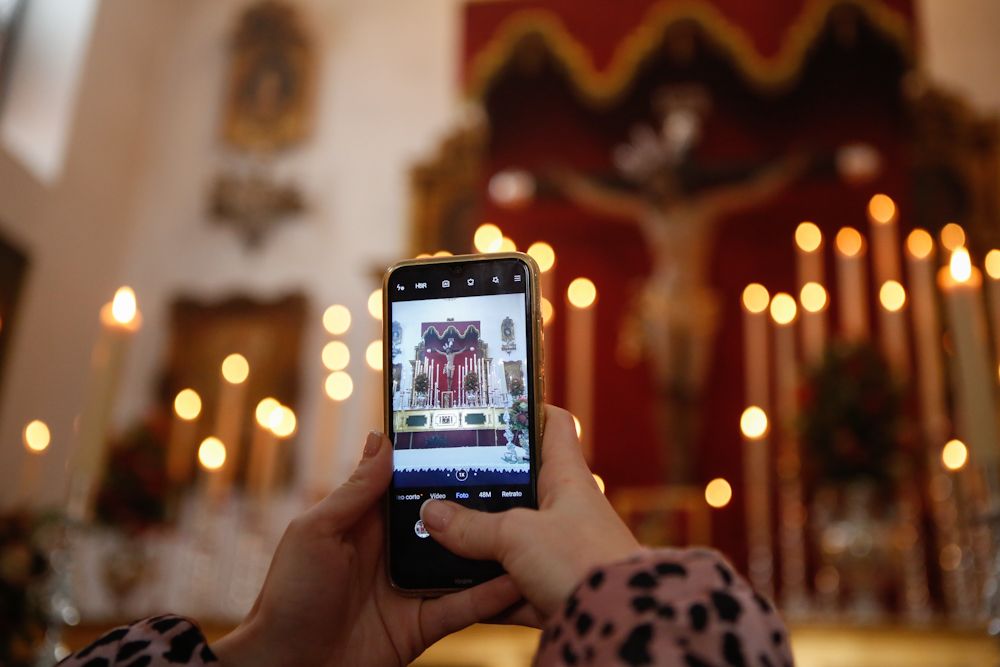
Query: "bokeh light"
541 297 554 326
567 278 597 309
940 223 966 252
325 371 354 401
742 283 770 314
879 280 906 312
255 397 281 427
366 340 383 371
769 293 797 325
867 193 896 224
221 353 250 384
949 248 972 283
367 289 382 320
705 478 733 508
322 340 350 371
835 227 864 257
794 222 822 252
23 420 51 453
198 437 226 470
740 406 768 440
322 304 351 335
473 223 503 253
906 229 933 260
985 250 1000 280
173 389 202 421
111 286 138 324
799 282 827 313
526 241 556 273
942 439 968 471
271 406 297 438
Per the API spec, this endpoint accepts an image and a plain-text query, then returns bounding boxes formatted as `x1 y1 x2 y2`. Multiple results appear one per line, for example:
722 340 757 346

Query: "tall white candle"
167 389 202 486
566 277 597 462
835 227 870 341
248 398 280 499
770 293 808 613
528 241 556 399
18 420 51 505
67 287 141 522
198 436 227 509
216 353 250 497
798 282 828 364
741 283 772 596
794 221 824 285
878 280 911 377
983 249 1000 366
314 372 354 494
868 194 902 287
905 230 948 444
939 248 1000 499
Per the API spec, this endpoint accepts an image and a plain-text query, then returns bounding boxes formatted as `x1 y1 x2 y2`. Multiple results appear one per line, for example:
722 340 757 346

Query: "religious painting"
163 293 307 483
221 1 315 153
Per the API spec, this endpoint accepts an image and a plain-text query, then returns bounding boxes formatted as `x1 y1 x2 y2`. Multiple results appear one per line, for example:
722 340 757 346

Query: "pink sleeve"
59 615 217 666
533 547 794 666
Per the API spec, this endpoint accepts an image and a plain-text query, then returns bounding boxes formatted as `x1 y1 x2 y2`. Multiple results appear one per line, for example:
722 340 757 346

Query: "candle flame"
367 289 383 321
174 388 202 421
198 437 226 471
573 415 582 439
325 371 354 401
799 282 827 313
942 439 968 471
366 340 383 371
705 478 732 508
949 247 973 283
940 223 966 252
740 406 768 439
794 222 822 252
23 420 50 453
906 229 934 260
221 353 250 384
985 250 1000 280
473 223 503 253
769 293 797 325
879 280 906 312
527 241 556 273
255 397 280 427
500 236 517 252
270 406 297 439
322 340 350 371
540 297 554 326
110 287 137 324
835 227 864 257
322 304 351 335
741 283 770 314
567 277 597 309
867 193 896 224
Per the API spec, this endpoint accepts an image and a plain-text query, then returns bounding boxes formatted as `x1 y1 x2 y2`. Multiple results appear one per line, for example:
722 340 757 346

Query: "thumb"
420 500 507 562
314 431 392 531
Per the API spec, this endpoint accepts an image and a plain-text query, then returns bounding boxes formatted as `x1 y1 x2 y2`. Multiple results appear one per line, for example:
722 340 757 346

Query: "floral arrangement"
464 371 479 394
0 511 49 667
799 343 904 485
507 375 525 398
508 397 530 444
413 372 429 395
96 416 170 535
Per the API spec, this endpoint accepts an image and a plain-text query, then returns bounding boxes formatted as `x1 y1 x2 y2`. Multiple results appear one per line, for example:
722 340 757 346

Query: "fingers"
539 405 591 475
314 431 392 532
420 500 506 561
419 575 522 646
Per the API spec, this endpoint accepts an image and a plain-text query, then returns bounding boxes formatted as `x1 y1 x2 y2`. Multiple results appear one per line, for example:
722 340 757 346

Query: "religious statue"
505 89 878 483
438 338 469 391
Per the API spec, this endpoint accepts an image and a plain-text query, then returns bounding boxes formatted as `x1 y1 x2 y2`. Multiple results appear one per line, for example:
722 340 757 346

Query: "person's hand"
213 432 522 667
420 406 642 618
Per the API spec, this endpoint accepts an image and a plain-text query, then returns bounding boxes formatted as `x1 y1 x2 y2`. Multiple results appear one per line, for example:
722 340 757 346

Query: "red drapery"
422 321 481 397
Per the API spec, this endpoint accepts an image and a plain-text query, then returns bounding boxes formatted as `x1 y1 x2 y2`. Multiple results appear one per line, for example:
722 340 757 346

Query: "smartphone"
383 252 544 593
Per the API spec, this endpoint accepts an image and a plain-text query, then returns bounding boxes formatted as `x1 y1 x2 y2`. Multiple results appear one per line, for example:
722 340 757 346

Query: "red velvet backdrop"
422 321 481 399
462 0 916 569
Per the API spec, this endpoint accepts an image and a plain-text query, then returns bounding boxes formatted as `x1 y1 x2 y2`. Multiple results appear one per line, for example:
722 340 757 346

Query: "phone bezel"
381 251 545 596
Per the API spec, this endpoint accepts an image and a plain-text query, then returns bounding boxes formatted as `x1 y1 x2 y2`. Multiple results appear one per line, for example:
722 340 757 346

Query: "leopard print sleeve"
534 548 794 666
59 615 217 666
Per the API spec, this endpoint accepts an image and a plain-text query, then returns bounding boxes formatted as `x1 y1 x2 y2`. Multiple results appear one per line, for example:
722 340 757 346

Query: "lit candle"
167 388 202 485
938 248 1000 497
741 284 770 410
835 227 870 341
770 293 808 612
868 194 901 287
878 280 910 376
17 420 51 505
566 277 597 462
983 249 1000 363
473 223 503 254
905 229 948 445
528 242 556 395
740 405 773 597
215 353 250 497
798 282 828 364
313 371 354 496
247 397 280 501
794 221 824 286
259 405 296 500
198 436 227 508
67 286 141 522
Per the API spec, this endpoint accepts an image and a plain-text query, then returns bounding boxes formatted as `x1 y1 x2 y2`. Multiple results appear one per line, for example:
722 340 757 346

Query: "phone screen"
385 255 540 591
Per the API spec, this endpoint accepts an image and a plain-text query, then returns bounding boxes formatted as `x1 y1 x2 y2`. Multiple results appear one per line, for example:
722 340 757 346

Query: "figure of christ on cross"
547 151 808 484
433 338 469 392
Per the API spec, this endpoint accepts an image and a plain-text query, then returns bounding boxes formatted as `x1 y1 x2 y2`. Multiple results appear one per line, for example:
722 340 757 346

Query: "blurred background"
2 0 1000 665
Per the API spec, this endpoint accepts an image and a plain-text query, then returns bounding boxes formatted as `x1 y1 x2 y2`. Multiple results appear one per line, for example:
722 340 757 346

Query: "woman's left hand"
213 431 524 667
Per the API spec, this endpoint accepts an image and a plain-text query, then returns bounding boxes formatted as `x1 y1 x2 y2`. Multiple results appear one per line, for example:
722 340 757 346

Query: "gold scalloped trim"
466 0 912 104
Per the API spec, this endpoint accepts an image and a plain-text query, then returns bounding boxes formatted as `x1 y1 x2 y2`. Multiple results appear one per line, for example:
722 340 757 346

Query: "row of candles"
739 192 1000 618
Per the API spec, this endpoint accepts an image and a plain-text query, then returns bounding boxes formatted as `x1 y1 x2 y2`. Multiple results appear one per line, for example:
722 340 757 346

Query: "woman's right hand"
420 405 642 620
